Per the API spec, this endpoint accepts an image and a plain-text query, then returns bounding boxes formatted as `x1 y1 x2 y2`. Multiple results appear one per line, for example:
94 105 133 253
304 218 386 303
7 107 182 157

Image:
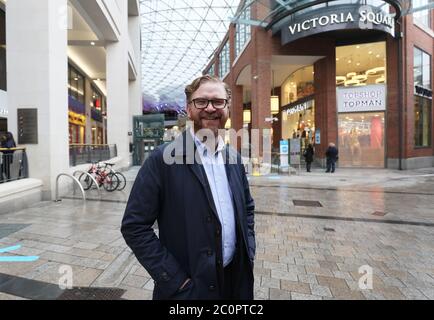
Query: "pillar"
6 0 69 200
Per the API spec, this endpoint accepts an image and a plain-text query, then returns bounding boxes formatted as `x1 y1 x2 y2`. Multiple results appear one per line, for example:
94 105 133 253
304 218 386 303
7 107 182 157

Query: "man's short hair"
185 75 232 103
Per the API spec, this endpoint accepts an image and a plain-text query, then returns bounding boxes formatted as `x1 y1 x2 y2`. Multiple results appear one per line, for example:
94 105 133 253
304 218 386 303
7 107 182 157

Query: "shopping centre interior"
0 0 433 302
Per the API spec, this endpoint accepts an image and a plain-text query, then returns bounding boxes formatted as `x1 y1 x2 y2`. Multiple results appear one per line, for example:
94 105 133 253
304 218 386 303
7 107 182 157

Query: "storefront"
336 42 387 167
207 0 434 169
68 64 86 144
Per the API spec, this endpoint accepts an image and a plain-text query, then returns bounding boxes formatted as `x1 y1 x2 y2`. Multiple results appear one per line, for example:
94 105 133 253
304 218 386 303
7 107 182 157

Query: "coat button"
217 259 222 266
216 229 221 237
209 285 216 291
207 250 213 256
206 216 212 223
160 272 170 281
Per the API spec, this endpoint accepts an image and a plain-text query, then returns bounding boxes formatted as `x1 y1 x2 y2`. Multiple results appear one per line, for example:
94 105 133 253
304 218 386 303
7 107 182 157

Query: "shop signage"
337 84 386 113
279 4 395 45
286 99 314 116
415 85 432 99
18 108 38 144
0 90 7 117
315 129 321 145
280 140 289 155
280 140 289 167
289 139 301 165
68 111 86 126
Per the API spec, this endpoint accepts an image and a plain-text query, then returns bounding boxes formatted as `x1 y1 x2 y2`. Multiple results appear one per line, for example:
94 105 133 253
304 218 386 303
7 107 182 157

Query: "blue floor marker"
0 245 39 262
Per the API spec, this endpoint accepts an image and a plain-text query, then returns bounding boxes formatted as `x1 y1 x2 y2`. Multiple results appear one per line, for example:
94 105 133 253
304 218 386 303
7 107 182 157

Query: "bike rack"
73 170 101 196
55 174 86 202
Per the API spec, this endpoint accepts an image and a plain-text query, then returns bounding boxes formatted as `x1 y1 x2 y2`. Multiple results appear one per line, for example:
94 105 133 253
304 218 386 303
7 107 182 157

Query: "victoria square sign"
280 4 396 45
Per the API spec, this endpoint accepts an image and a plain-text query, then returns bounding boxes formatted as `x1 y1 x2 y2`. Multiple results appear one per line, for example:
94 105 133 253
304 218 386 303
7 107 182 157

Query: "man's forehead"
193 81 226 95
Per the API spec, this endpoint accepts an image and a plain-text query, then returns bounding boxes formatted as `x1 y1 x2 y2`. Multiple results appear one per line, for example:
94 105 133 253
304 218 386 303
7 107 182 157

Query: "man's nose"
204 102 217 112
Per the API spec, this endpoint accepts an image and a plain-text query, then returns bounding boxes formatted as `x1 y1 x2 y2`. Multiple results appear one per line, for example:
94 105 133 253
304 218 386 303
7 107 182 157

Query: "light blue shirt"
191 130 236 267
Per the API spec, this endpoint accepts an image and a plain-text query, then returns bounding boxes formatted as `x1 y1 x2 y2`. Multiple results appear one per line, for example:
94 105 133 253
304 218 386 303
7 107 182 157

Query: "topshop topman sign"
280 4 396 45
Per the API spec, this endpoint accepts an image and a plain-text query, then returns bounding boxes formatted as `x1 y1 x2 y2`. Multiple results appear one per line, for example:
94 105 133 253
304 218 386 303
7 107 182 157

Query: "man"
121 75 256 300
325 142 339 173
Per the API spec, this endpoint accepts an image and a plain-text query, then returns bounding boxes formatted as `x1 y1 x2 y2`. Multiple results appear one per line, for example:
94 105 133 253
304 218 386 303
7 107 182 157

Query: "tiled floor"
1 167 434 300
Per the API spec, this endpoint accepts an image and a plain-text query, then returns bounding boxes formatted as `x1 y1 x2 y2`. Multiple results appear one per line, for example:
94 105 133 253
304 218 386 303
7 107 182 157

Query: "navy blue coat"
121 131 256 300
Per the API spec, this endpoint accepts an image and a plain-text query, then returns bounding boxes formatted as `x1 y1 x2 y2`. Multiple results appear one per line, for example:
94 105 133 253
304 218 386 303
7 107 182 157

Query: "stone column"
6 0 69 200
106 0 130 167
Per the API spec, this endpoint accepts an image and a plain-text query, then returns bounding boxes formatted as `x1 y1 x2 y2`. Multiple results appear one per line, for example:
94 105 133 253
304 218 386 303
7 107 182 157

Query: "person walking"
303 144 314 172
1 132 17 181
121 75 255 300
325 142 339 173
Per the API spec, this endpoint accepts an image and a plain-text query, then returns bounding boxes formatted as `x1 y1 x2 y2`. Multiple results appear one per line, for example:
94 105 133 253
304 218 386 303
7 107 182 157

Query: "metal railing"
69 144 117 167
0 148 29 183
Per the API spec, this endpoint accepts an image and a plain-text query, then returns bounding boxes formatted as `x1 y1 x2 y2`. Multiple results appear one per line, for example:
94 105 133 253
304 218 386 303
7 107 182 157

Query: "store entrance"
0 117 7 134
338 112 385 168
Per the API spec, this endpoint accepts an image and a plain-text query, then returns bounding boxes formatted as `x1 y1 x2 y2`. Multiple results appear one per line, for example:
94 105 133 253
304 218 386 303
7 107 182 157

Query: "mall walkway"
1 167 434 300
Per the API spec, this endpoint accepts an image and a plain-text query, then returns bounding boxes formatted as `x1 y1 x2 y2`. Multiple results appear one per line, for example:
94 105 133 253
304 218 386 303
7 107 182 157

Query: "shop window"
338 113 385 168
235 6 251 58
414 47 432 148
414 96 432 147
0 9 6 91
218 41 230 79
68 65 85 105
281 66 315 106
336 41 387 168
414 47 431 89
413 0 432 28
336 42 387 87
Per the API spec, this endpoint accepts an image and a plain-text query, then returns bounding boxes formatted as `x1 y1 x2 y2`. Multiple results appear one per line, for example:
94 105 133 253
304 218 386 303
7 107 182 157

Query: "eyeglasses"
189 98 228 110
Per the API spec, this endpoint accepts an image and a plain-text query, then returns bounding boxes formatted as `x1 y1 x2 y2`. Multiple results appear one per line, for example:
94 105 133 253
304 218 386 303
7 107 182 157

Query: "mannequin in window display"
349 128 361 165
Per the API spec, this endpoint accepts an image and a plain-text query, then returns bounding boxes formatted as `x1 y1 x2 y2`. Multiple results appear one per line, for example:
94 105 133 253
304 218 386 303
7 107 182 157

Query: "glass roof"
140 0 241 106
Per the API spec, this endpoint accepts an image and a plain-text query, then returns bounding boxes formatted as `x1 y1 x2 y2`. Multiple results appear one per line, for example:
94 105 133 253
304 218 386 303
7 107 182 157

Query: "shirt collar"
189 127 225 157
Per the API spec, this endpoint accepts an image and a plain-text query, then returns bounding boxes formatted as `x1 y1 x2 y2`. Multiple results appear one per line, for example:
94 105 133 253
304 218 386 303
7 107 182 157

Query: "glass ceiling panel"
140 0 241 106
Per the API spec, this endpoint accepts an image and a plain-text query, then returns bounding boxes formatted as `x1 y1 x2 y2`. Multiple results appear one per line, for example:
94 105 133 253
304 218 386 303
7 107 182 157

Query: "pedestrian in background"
325 142 339 173
1 132 17 181
304 144 314 172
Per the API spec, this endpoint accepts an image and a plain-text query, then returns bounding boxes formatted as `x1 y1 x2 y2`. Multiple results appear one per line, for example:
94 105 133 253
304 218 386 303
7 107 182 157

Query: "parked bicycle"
99 162 127 191
79 162 120 192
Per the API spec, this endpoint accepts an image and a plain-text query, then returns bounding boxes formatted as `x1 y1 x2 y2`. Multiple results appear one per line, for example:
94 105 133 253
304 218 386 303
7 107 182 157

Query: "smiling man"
121 75 256 300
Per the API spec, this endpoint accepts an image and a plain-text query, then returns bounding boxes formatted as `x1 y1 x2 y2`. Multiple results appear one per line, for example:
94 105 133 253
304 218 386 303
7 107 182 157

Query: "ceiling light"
369 51 373 55
366 67 386 76
345 79 359 86
348 60 352 64
376 54 380 58
353 75 368 82
346 72 357 79
91 42 96 46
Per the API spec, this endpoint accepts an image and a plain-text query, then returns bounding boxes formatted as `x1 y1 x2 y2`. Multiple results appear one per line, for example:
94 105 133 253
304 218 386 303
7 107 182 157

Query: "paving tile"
269 288 292 300
280 280 311 295
291 292 322 300
310 284 333 298
261 277 280 289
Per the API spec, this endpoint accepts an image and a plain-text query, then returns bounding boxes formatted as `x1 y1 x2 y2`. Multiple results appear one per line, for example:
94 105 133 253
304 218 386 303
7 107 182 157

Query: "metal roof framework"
140 0 241 105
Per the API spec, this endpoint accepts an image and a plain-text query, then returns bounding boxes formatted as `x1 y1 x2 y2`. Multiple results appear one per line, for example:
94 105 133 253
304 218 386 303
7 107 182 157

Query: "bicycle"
79 162 120 192
99 162 127 191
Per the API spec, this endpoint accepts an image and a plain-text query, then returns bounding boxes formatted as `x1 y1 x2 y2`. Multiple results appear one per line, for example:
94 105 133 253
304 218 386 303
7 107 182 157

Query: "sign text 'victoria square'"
288 8 394 35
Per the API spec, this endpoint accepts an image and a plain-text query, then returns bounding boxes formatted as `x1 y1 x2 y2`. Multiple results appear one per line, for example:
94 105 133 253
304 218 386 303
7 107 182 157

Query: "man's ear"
186 105 192 119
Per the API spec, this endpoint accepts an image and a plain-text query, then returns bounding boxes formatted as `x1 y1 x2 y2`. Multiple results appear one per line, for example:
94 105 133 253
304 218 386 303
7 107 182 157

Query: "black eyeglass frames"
189 98 228 110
